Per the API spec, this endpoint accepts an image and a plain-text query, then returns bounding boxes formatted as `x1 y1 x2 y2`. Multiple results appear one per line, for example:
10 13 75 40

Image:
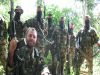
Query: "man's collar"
24 38 27 45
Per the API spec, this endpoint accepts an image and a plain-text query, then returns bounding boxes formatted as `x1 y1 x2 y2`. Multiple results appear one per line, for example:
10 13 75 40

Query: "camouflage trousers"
57 46 66 75
46 44 60 75
69 47 75 69
0 39 7 71
74 47 93 75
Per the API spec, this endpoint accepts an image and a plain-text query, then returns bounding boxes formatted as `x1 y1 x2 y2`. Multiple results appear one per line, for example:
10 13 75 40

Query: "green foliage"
45 4 82 32
87 0 95 10
44 50 52 65
0 64 4 75
45 5 62 26
0 0 9 5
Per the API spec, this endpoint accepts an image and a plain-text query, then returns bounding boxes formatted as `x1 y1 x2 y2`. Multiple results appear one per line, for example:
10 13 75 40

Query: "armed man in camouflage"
45 16 67 75
58 17 67 75
8 27 44 75
0 15 7 71
8 6 24 41
44 12 53 57
68 23 75 68
50 27 61 75
24 6 43 30
59 17 65 31
74 15 99 75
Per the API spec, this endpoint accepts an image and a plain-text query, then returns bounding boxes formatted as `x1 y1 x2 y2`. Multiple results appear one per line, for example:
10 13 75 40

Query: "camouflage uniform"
59 30 67 75
68 23 75 68
13 39 44 75
43 27 61 75
69 35 75 67
48 28 67 75
51 28 61 75
74 27 99 75
24 18 37 29
24 6 44 29
0 16 7 71
8 6 24 41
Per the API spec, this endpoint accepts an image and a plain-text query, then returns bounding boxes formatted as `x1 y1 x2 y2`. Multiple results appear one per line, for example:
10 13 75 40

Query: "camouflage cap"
15 6 23 14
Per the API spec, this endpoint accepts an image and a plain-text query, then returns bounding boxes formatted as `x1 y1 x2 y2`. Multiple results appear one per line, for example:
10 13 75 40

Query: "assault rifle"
9 0 16 40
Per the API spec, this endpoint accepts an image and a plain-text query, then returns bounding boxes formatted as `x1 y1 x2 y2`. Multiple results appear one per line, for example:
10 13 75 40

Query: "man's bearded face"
26 30 37 48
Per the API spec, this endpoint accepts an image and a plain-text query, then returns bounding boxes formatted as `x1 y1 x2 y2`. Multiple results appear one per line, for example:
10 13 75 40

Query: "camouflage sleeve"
90 28 99 45
3 21 7 39
24 19 34 27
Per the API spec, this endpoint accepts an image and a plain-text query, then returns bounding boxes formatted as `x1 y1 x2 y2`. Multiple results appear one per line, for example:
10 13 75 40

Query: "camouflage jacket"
59 30 67 48
13 39 44 75
76 27 99 48
0 20 7 47
0 20 7 39
24 18 38 29
8 21 24 40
